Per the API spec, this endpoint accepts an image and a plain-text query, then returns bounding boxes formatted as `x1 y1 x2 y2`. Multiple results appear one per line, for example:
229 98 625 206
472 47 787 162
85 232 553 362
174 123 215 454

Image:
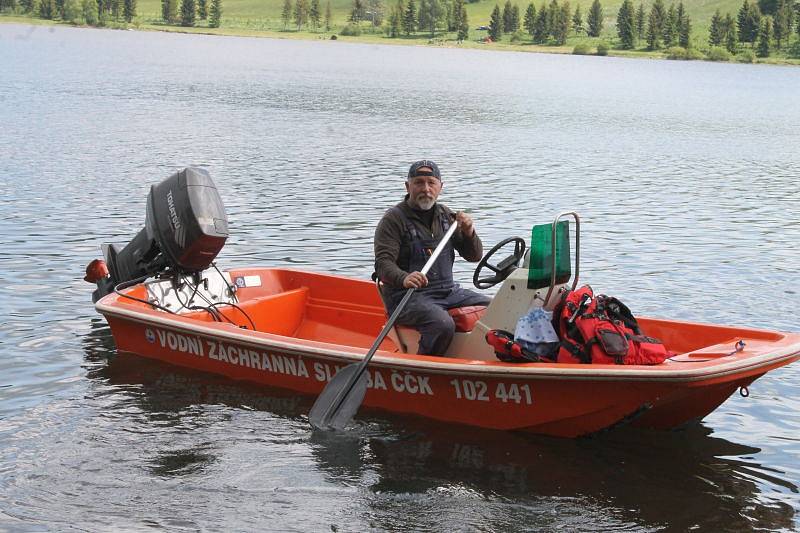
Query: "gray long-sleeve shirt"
373 198 484 288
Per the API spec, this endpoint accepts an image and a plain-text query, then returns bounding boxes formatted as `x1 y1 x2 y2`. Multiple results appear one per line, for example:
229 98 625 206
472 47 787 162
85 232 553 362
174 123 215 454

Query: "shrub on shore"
596 41 608 55
572 43 591 54
736 49 756 63
665 46 702 59
340 22 361 35
705 46 731 61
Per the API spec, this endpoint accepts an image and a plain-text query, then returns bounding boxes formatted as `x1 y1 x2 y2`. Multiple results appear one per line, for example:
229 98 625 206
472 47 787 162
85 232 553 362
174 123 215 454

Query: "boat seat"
374 279 487 353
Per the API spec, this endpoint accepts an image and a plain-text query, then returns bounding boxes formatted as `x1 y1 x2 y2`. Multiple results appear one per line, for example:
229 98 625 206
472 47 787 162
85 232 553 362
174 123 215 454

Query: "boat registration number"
449 379 532 405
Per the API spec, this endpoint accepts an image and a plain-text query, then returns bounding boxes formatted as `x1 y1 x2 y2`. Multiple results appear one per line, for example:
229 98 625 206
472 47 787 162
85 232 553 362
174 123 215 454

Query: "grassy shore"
3 7 799 66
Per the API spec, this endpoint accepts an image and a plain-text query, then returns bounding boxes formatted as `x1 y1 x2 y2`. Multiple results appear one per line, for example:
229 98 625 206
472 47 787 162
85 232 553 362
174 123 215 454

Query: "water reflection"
82 324 795 531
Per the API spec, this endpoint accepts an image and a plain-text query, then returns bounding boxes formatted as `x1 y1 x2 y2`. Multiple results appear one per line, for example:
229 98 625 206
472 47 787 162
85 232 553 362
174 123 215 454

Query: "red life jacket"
554 285 669 365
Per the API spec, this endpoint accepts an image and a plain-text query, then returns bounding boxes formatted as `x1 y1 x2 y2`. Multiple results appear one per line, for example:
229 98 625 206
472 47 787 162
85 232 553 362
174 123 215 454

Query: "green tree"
450 0 462 30
297 0 310 28
180 0 194 26
418 0 443 37
724 13 738 52
39 0 54 18
196 0 205 18
709 9 723 45
161 0 176 22
554 0 569 43
20 0 35 13
524 2 536 35
281 0 291 28
208 0 221 26
349 0 364 22
502 0 512 32
616 0 635 47
587 0 603 36
677 1 690 47
663 4 676 46
533 1 548 41
547 0 558 37
489 3 502 39
123 0 134 20
402 0 416 33
646 2 662 48
773 0 791 47
81 0 97 22
457 2 469 40
757 14 773 54
737 0 761 44
635 1 644 38
110 0 119 19
325 0 331 29
310 0 320 28
572 4 582 33
63 0 80 20
511 3 520 31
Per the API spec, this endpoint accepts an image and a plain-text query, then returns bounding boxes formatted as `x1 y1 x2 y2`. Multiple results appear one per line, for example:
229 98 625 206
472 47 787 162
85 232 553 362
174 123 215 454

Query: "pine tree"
709 9 722 45
646 4 662 48
524 2 536 35
738 0 761 44
349 0 363 22
587 0 603 36
724 13 738 52
677 2 690 47
457 2 468 40
196 0 205 18
310 0 320 28
281 0 291 28
208 0 221 26
402 0 416 33
663 4 676 46
511 3 520 31
489 3 502 39
547 0 558 37
110 0 119 20
533 1 548 41
635 1 644 38
296 0 310 28
450 0 461 30
773 0 790 47
180 0 194 25
502 0 512 32
757 14 772 55
39 0 54 18
572 4 582 33
123 0 134 21
162 0 176 22
554 0 569 43
324 0 331 29
617 0 635 47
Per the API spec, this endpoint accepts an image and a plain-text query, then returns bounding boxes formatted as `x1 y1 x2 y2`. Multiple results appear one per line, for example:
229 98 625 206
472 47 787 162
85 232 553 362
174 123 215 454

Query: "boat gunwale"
96 295 800 384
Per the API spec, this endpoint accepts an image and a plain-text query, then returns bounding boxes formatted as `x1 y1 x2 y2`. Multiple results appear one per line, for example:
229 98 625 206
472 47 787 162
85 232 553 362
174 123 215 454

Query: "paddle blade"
308 364 368 431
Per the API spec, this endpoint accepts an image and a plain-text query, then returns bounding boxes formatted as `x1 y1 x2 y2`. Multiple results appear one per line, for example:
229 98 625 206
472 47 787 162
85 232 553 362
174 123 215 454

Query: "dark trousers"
386 285 491 356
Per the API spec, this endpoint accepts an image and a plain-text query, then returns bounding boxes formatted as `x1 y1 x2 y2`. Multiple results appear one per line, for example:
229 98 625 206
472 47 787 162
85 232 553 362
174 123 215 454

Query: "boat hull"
98 268 800 437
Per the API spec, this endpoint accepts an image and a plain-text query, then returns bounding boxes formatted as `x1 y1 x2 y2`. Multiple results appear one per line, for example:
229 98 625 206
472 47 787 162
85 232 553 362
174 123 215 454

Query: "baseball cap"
408 160 441 181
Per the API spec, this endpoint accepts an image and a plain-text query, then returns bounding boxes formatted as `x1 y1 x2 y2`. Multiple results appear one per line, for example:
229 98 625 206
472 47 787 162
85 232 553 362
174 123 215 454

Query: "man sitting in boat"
374 160 491 355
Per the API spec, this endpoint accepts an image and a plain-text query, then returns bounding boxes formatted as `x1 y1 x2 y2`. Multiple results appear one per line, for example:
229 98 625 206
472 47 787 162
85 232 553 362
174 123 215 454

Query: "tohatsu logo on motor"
166 190 181 231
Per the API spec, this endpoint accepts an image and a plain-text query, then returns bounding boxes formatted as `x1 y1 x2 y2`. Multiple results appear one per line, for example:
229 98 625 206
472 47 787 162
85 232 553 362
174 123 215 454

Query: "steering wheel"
473 237 527 289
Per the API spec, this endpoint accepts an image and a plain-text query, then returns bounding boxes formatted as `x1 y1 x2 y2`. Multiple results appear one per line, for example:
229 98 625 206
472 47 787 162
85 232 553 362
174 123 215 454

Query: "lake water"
1 23 799 531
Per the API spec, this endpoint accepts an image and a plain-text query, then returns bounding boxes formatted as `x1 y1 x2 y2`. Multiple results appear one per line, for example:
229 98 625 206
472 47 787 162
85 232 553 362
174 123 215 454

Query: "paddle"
309 217 460 431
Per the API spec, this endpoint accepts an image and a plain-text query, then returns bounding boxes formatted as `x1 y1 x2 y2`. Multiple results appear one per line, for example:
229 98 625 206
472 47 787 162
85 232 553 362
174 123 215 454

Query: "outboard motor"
86 167 229 302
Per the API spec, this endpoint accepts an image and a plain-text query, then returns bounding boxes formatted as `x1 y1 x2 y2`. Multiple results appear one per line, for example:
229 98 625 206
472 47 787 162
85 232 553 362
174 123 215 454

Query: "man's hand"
455 211 475 237
403 271 428 289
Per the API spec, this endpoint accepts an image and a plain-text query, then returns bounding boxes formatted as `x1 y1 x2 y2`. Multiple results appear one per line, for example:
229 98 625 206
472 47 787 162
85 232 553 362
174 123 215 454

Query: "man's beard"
415 195 435 210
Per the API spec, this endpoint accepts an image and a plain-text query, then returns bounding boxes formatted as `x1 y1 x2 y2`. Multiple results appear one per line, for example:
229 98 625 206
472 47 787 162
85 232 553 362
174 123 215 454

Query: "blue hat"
408 160 441 181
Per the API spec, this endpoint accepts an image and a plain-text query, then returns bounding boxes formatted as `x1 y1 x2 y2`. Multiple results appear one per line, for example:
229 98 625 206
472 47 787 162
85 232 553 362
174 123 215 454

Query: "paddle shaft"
313 218 460 428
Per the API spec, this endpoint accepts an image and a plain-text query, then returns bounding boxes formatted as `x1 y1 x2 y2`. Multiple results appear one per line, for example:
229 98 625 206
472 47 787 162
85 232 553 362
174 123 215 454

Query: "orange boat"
87 169 800 437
